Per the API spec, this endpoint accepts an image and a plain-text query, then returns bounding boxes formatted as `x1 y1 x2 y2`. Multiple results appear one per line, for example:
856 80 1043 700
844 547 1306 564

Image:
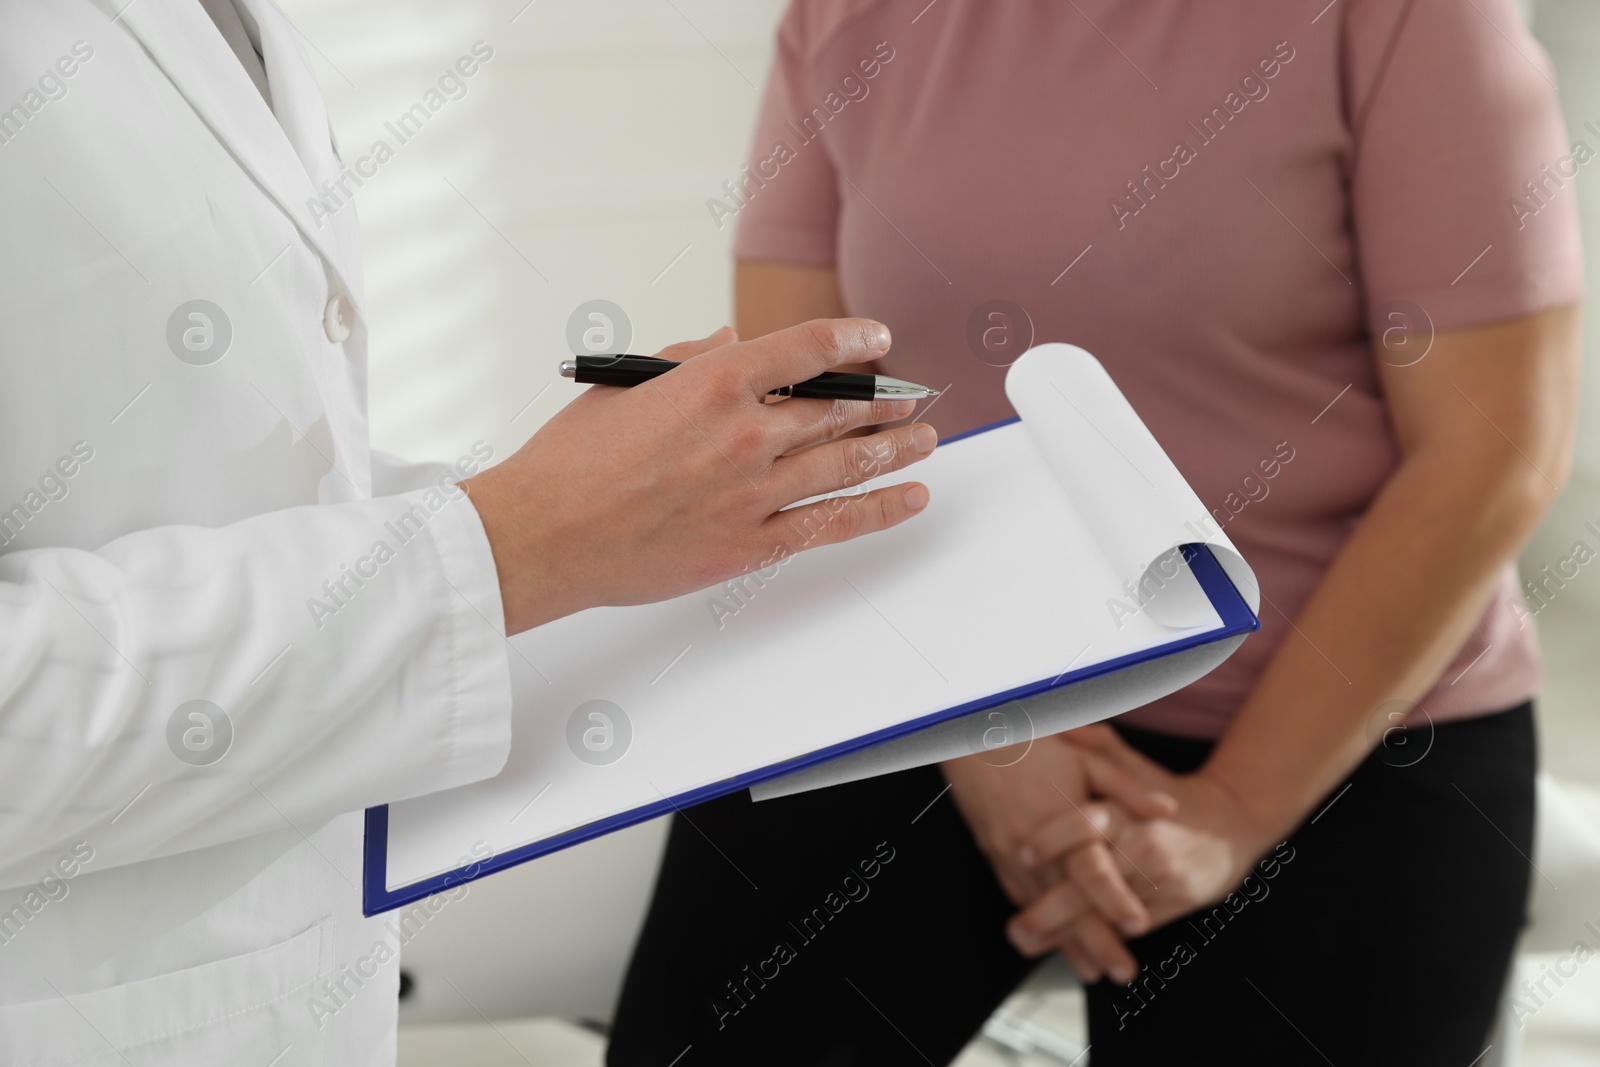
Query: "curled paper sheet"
1007 344 1259 624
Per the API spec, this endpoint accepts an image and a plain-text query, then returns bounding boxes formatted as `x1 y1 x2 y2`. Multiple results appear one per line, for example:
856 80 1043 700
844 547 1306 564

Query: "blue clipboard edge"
362 415 1261 916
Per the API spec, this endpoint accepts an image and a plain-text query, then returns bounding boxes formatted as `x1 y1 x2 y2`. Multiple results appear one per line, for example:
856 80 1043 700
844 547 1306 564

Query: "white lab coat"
0 1 514 1063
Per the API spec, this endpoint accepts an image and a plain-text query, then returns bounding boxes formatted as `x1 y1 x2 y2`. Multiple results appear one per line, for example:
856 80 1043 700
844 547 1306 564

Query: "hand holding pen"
467 321 937 633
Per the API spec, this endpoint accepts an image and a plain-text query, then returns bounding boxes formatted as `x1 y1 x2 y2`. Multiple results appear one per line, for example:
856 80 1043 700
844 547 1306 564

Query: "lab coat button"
323 293 354 343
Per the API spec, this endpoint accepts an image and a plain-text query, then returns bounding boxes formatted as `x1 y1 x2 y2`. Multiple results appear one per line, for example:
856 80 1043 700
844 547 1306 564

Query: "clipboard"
363 344 1262 916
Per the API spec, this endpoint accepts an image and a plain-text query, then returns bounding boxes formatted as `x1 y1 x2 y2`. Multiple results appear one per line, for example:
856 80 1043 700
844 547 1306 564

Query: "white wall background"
1527 0 1600 581
287 0 786 469
278 0 1600 1029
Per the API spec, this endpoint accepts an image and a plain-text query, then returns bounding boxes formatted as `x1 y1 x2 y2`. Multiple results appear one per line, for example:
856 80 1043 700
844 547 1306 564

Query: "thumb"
1082 748 1177 820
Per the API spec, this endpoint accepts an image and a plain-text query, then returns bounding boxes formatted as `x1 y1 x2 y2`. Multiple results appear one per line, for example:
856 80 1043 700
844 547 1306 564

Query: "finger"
710 318 892 398
1057 937 1103 986
1081 750 1178 819
1015 807 1107 872
772 424 937 504
652 325 738 363
764 395 917 454
1086 826 1158 900
1066 842 1151 937
981 847 1042 909
1063 722 1124 752
1024 799 1141 870
1069 725 1173 791
1006 881 1090 958
998 865 1051 909
1068 914 1140 986
764 482 930 551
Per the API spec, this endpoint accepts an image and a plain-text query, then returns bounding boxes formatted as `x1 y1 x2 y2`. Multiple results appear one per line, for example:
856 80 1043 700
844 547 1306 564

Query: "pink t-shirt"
733 0 1584 739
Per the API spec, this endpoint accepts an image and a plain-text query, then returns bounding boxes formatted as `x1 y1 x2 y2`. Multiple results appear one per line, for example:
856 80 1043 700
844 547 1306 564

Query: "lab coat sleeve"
0 485 514 888
371 450 457 497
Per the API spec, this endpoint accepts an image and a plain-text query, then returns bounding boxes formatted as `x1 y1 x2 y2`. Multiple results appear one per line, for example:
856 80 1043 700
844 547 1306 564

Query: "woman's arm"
1013 305 1582 953
736 260 847 339
1204 304 1580 832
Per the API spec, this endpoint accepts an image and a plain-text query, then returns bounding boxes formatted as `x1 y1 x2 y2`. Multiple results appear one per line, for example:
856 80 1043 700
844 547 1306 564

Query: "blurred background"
278 1 1600 1063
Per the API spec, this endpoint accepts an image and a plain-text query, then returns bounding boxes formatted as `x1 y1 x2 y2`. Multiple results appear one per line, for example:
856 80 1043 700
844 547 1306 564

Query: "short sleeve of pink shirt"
732 1 852 266
1345 0 1583 334
733 0 1584 739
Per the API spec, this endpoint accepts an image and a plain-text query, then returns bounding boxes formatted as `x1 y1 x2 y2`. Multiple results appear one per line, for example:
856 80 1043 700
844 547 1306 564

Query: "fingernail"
870 323 891 352
1088 808 1111 832
1112 964 1136 985
889 399 916 419
1017 845 1037 869
1007 925 1042 955
911 424 937 454
903 485 930 511
1122 918 1147 937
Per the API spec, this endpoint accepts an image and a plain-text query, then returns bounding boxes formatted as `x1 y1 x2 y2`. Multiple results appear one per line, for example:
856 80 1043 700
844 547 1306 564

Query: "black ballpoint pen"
558 354 940 402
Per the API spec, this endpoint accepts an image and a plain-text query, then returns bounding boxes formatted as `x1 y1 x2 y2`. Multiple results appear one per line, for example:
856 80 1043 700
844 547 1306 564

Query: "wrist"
462 468 585 634
1193 762 1296 852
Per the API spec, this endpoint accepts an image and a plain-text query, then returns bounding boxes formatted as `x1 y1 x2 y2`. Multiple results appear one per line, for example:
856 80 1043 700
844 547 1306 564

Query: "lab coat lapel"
235 0 367 301
110 0 364 313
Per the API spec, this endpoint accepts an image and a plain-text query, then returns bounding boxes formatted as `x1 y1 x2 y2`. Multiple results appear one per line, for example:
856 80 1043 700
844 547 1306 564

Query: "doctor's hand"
941 735 1176 985
464 320 936 634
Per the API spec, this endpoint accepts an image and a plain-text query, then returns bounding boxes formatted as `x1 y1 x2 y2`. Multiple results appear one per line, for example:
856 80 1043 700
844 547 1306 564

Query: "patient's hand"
1007 725 1280 978
941 734 1175 984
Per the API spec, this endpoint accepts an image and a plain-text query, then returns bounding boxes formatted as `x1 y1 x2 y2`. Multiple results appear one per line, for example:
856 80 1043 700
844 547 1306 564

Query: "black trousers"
606 704 1535 1067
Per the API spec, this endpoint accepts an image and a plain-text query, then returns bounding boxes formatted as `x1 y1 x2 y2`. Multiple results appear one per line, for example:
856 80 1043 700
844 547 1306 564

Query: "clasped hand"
943 724 1280 985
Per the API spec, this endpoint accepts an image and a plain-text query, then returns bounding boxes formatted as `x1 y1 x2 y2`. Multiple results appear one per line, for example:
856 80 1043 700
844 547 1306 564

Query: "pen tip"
924 389 941 398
